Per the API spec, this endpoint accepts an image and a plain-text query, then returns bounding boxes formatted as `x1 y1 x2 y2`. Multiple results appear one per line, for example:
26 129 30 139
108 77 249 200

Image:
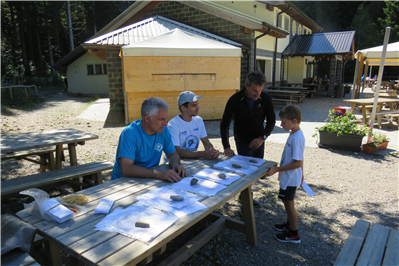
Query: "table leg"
68 143 77 166
55 145 63 170
361 105 367 124
240 186 257 247
44 241 62 266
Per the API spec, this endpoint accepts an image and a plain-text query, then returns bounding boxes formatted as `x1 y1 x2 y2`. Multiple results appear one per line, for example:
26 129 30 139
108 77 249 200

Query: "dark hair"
178 102 189 113
245 71 266 87
141 97 168 120
279 104 302 124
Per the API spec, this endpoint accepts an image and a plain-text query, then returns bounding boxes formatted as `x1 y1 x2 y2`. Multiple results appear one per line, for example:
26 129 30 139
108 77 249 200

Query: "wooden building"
121 29 242 123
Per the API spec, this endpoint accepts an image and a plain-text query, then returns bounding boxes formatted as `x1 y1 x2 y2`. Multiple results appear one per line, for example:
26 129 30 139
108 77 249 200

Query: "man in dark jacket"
220 70 275 159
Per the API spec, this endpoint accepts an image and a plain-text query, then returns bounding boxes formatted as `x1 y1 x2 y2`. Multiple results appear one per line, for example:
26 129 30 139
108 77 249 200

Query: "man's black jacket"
220 89 276 148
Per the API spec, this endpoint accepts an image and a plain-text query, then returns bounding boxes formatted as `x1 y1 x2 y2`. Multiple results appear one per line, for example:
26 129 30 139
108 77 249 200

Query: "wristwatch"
263 135 267 140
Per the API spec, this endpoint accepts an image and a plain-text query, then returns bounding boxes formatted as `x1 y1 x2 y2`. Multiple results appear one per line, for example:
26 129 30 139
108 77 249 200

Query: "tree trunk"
45 19 55 77
67 1 74 51
16 5 28 79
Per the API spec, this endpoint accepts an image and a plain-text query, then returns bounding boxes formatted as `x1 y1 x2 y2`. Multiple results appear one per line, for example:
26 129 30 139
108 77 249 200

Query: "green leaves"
315 109 369 136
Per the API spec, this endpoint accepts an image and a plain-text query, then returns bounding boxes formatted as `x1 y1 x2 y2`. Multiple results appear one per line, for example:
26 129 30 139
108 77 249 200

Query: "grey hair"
141 97 169 119
245 70 266 87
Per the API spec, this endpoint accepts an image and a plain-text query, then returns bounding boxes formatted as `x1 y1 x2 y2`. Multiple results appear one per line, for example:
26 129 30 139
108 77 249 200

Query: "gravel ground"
1 90 398 266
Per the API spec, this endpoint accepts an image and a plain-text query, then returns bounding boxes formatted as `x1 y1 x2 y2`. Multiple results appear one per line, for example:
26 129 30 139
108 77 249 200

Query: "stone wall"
106 49 124 110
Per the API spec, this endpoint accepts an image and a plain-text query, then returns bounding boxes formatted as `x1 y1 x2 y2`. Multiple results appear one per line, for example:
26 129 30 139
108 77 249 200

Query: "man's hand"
157 169 182 183
223 147 235 157
202 148 220 160
249 137 265 149
172 164 188 178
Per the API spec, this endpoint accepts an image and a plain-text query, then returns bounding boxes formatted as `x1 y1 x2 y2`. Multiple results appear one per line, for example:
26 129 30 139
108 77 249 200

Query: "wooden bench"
334 220 399 266
1 249 40 266
272 98 297 106
1 145 69 173
1 160 114 199
366 110 399 128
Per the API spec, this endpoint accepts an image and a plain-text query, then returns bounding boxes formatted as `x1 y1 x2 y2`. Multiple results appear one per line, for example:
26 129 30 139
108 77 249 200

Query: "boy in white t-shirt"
168 91 220 160
267 104 305 244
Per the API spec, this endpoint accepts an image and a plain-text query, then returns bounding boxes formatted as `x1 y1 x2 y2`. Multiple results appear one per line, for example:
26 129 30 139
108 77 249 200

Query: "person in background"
267 104 305 244
168 91 220 160
220 70 276 205
111 97 188 182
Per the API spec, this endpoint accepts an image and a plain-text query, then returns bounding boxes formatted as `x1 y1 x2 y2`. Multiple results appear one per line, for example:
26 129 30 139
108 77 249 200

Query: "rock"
218 173 226 179
249 159 258 163
170 195 184 201
190 178 199 186
135 221 150 228
232 163 242 168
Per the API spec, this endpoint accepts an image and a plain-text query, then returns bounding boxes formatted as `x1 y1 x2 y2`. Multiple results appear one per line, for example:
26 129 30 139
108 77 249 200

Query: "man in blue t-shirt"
111 97 188 182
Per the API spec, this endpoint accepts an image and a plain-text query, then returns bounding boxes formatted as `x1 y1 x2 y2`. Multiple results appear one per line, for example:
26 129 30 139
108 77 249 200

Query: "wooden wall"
123 56 241 123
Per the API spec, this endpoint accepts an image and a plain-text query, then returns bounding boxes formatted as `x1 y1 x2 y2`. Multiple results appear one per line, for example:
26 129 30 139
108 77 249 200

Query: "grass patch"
1 96 45 111
79 95 100 111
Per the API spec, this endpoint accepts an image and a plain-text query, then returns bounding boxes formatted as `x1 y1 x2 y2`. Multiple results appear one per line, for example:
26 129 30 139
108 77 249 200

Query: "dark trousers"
236 141 265 159
236 141 265 203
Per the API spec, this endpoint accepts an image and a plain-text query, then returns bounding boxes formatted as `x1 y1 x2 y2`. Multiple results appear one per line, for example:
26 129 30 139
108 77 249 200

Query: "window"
87 64 107 75
284 16 290 31
256 60 265 74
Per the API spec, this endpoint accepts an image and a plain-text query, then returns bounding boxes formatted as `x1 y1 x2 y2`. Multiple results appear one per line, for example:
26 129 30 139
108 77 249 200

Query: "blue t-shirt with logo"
111 120 176 180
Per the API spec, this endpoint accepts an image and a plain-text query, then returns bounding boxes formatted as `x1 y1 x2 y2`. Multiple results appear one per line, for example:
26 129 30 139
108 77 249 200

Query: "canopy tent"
354 41 399 66
352 40 399 98
121 28 242 57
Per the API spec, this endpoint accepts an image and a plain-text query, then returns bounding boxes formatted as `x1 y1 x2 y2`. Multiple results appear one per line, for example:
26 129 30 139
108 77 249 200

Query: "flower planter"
318 131 365 151
362 141 389 154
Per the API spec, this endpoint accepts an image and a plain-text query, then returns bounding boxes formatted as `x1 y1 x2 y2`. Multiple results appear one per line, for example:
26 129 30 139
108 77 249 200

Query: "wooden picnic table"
16 156 277 266
1 129 99 171
344 98 399 128
334 220 398 266
1 85 38 99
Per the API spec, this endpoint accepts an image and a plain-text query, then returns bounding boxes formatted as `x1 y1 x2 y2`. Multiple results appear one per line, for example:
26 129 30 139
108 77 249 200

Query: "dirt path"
1 91 398 266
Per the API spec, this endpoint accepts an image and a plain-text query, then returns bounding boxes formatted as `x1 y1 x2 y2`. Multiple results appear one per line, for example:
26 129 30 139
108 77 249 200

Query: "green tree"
350 3 381 50
378 1 399 42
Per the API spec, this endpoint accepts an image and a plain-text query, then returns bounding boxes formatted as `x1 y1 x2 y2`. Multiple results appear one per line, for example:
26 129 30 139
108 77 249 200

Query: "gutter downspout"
253 28 271 71
272 3 290 86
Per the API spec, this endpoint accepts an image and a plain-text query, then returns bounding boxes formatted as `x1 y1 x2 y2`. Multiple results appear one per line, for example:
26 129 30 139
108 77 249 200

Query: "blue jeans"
236 141 265 159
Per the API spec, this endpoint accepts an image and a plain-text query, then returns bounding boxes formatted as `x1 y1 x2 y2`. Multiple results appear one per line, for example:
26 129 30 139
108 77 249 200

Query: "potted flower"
362 133 390 154
313 109 370 151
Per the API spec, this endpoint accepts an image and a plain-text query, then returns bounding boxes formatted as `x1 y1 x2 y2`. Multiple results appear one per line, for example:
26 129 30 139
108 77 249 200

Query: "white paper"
229 155 267 167
193 168 242 185
213 160 258 175
94 198 115 214
95 205 178 242
45 198 74 223
137 199 208 218
301 181 315 197
171 177 227 197
136 186 203 210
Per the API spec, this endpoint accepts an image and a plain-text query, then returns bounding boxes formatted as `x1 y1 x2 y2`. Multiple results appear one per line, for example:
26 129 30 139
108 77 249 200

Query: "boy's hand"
266 166 278 176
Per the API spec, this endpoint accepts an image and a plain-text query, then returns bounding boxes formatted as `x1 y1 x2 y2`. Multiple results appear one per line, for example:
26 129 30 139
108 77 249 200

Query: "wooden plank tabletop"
264 89 300 94
1 129 99 154
17 156 276 266
268 86 310 90
344 98 399 105
285 83 319 87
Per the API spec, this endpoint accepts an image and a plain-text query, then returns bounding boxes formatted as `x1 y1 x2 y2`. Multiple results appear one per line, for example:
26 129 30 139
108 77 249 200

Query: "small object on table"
218 173 226 179
190 178 199 186
249 159 258 163
135 221 150 228
94 198 115 214
232 163 242 169
170 195 184 201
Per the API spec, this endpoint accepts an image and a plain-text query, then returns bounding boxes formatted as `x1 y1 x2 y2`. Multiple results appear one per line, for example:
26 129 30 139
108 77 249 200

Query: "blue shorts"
278 186 297 201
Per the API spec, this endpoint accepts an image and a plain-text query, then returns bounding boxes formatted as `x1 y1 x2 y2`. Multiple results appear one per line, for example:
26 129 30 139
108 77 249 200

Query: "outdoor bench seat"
272 99 297 105
1 249 40 266
1 160 114 199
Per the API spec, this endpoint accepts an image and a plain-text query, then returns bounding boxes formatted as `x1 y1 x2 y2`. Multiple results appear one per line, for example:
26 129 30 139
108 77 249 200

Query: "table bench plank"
383 229 399 265
334 220 369 266
357 223 390 265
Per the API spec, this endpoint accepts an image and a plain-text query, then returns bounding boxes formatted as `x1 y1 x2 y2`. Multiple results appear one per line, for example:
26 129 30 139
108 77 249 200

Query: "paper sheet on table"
229 155 267 167
193 168 242 185
137 199 208 218
45 198 74 223
213 160 258 175
95 205 178 242
171 177 227 197
136 186 203 210
301 181 315 197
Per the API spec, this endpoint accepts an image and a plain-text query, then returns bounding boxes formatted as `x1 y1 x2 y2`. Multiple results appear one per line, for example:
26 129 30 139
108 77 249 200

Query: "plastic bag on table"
54 195 89 215
19 188 53 221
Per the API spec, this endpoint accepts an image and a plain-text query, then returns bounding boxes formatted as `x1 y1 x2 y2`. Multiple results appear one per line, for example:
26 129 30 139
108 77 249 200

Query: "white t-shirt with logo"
168 115 208 151
278 129 305 190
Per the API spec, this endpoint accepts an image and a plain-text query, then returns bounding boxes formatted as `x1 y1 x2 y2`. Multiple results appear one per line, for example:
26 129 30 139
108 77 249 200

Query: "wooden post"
240 187 257 247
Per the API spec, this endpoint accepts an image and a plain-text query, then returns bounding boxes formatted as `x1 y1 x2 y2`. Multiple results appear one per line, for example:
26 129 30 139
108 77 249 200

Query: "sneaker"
275 231 301 244
273 222 289 232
